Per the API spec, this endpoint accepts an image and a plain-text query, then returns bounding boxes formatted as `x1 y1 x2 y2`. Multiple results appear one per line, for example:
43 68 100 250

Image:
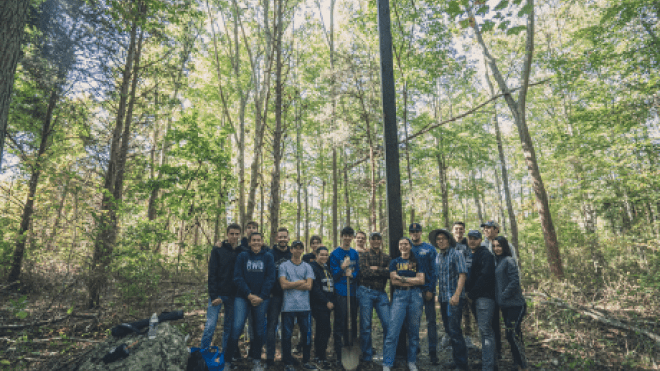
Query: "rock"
76 322 189 371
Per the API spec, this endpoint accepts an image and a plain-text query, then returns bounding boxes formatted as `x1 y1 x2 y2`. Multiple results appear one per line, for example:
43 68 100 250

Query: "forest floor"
0 261 658 371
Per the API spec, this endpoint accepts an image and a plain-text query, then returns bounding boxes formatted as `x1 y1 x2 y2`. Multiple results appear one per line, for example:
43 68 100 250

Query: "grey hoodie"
494 256 526 308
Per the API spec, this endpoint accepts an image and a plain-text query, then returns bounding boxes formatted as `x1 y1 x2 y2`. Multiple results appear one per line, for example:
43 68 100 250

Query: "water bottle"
148 313 158 339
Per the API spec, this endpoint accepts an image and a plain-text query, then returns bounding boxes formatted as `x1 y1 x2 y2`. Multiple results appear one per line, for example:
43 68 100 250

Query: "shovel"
341 272 360 371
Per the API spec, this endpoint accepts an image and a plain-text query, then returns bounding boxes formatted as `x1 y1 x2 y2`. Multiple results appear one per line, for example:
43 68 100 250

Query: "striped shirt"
435 247 468 303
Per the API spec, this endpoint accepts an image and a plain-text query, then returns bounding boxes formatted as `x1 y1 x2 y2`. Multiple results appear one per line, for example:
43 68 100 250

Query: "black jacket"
310 261 334 311
466 245 496 301
267 245 291 297
208 241 241 299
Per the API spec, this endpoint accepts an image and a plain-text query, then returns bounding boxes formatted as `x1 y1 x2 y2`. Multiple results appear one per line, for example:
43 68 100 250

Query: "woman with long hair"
493 236 528 371
382 238 425 371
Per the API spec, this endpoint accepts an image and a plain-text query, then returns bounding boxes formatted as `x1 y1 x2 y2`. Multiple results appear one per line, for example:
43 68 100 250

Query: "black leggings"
501 304 528 369
312 308 332 360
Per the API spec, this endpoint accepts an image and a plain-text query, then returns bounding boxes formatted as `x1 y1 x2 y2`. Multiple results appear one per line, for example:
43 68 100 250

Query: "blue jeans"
382 287 423 367
357 286 390 361
200 296 233 350
225 296 269 362
281 311 312 364
266 295 283 361
473 297 496 371
441 300 468 369
423 295 438 355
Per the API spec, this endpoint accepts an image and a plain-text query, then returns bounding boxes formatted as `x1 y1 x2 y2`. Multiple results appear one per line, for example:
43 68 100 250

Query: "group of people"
202 220 528 371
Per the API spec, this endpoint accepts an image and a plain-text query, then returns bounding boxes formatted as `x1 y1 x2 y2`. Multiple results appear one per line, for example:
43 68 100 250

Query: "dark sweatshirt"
268 245 292 297
310 261 334 311
466 245 496 301
233 248 276 300
208 241 242 299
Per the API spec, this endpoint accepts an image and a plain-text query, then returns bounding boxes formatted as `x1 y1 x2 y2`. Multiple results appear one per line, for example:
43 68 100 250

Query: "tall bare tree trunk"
0 0 31 169
89 16 144 307
402 85 415 224
268 0 284 244
484 64 519 251
472 170 484 224
343 148 350 226
7 86 59 282
472 0 563 277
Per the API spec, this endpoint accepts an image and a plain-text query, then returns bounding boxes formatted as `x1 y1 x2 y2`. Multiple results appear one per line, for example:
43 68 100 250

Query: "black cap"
369 232 382 239
291 240 304 249
340 226 355 237
480 220 500 229
467 230 482 239
409 223 422 232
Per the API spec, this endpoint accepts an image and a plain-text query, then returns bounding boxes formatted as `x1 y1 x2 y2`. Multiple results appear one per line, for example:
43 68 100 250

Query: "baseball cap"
409 223 422 232
291 240 304 249
369 232 382 239
480 220 500 229
467 230 482 239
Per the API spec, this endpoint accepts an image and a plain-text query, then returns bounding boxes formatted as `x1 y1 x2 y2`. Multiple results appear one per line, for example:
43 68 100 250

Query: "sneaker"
315 359 331 370
440 335 451 348
464 335 476 349
408 362 418 371
430 355 440 365
445 360 457 368
225 362 232 371
383 367 391 371
294 343 303 354
285 366 296 371
303 362 318 370
252 360 264 371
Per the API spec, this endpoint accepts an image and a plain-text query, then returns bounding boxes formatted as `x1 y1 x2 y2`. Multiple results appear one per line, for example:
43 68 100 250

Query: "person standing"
241 221 260 252
453 221 476 349
201 223 242 351
409 223 439 365
304 235 322 263
225 232 275 371
357 232 391 363
309 246 334 370
465 230 497 371
355 231 368 253
382 238 425 371
493 237 528 371
279 240 317 371
430 229 469 371
328 226 360 364
266 227 292 366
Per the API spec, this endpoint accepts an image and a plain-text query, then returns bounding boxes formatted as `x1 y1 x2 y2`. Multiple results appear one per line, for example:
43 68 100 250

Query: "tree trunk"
472 170 484 223
472 0 562 277
268 0 284 244
296 116 302 239
304 179 309 246
402 85 415 224
332 147 338 247
484 63 519 252
7 86 59 282
437 151 449 229
47 172 72 251
343 148 350 226
0 0 31 169
88 16 144 307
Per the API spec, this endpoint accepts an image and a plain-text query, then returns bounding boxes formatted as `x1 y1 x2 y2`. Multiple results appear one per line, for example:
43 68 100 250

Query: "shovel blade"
341 344 360 371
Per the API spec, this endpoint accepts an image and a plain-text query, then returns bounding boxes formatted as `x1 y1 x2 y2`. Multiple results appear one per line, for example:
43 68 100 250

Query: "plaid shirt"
358 249 391 292
435 247 468 302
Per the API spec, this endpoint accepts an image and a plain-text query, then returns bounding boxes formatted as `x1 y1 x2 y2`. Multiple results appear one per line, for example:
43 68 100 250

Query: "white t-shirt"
279 260 315 312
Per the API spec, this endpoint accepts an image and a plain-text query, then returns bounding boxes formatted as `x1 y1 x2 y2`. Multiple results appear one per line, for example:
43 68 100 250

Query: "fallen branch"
527 293 660 345
0 315 71 330
0 336 102 343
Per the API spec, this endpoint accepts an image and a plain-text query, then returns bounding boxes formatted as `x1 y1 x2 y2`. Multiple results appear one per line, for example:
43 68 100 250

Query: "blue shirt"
389 256 425 279
328 247 360 297
411 241 437 294
280 260 315 312
435 247 468 302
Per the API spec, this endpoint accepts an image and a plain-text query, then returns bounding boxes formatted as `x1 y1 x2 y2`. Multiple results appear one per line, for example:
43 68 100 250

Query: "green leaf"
506 25 527 35
1 360 10 365
446 1 462 16
494 0 509 11
16 311 28 320
459 19 470 28
481 20 496 32
476 5 490 15
518 3 533 16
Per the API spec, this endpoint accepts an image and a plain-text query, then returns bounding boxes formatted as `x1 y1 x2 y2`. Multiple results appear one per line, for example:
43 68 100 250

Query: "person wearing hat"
465 230 497 371
481 220 518 263
279 240 317 371
309 246 335 369
328 226 360 363
430 229 469 371
357 232 391 363
408 222 439 365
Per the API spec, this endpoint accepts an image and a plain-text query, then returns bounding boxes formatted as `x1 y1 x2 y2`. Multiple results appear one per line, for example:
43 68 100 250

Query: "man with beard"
266 227 293 366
